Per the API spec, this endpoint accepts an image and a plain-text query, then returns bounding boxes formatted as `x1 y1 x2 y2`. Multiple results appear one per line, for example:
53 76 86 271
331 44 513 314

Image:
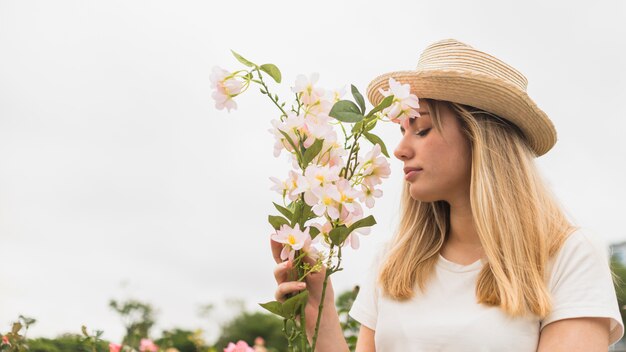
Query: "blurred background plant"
2 279 624 352
0 289 359 352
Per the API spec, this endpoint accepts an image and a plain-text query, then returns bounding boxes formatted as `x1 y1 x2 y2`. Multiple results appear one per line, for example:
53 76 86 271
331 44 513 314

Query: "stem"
295 249 306 351
311 245 336 351
341 130 362 179
285 318 293 350
254 67 288 117
300 307 307 351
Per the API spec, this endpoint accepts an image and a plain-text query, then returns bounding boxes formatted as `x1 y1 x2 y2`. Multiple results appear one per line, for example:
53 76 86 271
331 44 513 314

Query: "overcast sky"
1 0 625 344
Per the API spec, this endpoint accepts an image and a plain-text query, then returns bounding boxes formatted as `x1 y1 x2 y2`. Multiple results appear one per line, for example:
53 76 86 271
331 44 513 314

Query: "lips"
403 166 423 175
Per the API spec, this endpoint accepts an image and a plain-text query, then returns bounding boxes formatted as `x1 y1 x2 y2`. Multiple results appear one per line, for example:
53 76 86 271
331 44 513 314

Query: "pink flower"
139 338 158 352
271 224 311 262
335 178 360 213
224 340 255 352
270 170 308 201
359 184 383 208
312 183 342 219
210 66 244 112
254 336 265 345
328 85 347 103
359 144 391 187
292 73 325 107
268 113 307 157
2 335 10 346
109 343 122 352
342 210 371 250
378 78 420 124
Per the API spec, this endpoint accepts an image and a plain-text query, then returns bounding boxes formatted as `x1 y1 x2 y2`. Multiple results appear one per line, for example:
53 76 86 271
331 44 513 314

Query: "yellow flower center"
288 234 297 245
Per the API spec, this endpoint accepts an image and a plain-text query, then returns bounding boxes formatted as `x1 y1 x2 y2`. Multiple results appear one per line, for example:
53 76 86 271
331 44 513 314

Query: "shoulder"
542 228 624 344
549 229 610 272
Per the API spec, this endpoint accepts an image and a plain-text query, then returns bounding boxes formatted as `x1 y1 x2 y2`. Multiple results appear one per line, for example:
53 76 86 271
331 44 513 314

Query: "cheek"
424 137 471 185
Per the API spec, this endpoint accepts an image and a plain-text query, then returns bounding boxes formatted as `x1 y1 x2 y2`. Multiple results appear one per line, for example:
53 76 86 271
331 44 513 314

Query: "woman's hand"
271 238 335 334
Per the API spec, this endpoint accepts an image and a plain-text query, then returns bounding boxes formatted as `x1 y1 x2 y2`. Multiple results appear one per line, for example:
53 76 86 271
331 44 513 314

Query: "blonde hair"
378 98 576 319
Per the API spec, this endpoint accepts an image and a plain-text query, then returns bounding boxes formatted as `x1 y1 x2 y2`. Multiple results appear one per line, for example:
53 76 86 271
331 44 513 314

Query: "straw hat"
366 38 556 156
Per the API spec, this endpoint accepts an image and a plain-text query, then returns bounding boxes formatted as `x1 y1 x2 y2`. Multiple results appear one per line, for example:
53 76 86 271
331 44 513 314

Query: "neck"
446 195 481 248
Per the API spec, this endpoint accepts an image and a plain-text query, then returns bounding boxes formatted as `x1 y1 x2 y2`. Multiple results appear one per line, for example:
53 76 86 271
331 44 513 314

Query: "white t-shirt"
348 230 624 351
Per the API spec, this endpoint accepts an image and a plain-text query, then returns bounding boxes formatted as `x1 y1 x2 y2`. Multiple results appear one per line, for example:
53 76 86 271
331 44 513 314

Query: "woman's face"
393 101 472 203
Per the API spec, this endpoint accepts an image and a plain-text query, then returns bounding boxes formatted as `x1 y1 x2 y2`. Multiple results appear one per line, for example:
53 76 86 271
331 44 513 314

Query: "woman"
271 39 624 351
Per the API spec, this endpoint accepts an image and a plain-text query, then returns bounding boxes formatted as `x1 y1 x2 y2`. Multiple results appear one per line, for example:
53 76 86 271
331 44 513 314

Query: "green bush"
214 311 286 351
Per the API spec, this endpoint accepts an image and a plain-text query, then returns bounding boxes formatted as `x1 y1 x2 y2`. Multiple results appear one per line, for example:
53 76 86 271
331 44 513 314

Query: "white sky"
1 0 625 344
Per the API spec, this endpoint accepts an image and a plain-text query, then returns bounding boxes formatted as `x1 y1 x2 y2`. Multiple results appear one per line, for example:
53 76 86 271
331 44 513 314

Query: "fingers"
270 237 284 264
273 259 293 284
274 281 307 302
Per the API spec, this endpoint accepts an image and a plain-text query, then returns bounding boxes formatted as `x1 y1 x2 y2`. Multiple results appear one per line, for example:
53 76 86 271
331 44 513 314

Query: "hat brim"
366 69 556 156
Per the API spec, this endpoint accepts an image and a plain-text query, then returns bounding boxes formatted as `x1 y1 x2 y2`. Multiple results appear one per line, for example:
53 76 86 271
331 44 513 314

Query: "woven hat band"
416 39 529 92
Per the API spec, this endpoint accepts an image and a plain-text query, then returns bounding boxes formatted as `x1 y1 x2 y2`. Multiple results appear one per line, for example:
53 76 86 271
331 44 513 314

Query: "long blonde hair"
378 98 575 319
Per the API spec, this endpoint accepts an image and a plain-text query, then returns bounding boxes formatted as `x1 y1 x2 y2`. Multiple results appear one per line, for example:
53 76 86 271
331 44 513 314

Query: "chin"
408 187 440 203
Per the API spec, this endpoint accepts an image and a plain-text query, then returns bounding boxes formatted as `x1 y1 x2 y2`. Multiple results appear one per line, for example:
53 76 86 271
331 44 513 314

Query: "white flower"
271 224 311 262
210 66 244 112
359 144 391 187
312 183 342 219
359 184 383 208
268 113 307 157
378 78 420 124
292 73 326 107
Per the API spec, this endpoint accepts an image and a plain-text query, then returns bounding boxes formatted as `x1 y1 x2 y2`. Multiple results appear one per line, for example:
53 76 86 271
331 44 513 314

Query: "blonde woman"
270 39 624 351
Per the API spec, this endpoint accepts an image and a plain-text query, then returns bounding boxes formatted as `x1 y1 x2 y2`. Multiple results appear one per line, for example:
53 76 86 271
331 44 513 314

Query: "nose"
394 136 414 161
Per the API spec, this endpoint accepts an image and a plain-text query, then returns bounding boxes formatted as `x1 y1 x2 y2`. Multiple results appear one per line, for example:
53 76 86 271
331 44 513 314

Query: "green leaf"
348 215 377 233
351 121 363 134
308 226 320 239
365 95 394 118
273 202 293 221
329 100 365 123
278 129 298 153
259 301 284 318
260 64 282 83
351 84 366 114
363 132 390 157
303 203 316 221
268 215 290 230
291 201 304 228
230 49 256 67
329 226 349 246
364 118 378 132
302 139 324 166
282 290 309 319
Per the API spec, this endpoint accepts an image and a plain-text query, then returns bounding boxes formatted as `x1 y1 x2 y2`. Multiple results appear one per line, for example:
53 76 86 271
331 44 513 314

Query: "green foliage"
1 316 37 352
109 299 156 349
230 50 256 68
362 132 390 158
155 329 201 352
260 291 308 320
214 311 287 352
329 100 364 123
611 256 626 326
29 334 107 352
259 64 282 84
350 85 366 115
336 286 360 351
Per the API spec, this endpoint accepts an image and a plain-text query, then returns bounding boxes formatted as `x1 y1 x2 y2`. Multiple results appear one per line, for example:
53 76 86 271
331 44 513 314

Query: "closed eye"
416 128 431 137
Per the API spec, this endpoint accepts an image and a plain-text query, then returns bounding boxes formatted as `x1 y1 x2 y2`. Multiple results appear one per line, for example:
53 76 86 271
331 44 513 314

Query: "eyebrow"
399 112 430 132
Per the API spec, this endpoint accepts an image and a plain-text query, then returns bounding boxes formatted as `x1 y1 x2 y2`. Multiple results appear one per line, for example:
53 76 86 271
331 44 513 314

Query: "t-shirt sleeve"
540 230 624 345
348 248 384 330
